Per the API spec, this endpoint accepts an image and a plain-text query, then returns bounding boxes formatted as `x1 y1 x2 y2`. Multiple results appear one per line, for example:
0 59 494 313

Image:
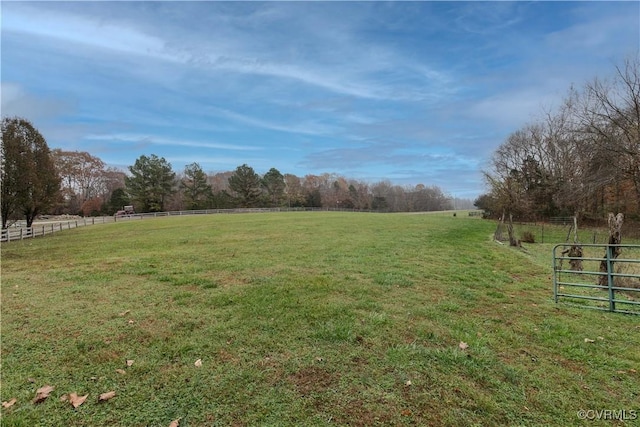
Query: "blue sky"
2 1 638 199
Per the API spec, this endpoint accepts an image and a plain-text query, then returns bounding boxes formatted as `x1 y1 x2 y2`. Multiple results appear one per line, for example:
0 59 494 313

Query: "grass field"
1 212 638 426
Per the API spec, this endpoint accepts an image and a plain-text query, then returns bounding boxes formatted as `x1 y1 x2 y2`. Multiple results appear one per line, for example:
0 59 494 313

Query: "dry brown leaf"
32 385 54 404
98 391 116 402
116 369 126 375
169 419 181 427
69 393 88 409
584 338 595 343
629 369 637 374
126 359 134 367
194 359 203 368
2 398 17 409
458 341 469 350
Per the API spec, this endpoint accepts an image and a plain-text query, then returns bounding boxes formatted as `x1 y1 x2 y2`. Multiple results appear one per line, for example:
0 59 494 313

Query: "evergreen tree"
125 154 176 212
181 162 212 210
228 164 262 207
262 167 286 207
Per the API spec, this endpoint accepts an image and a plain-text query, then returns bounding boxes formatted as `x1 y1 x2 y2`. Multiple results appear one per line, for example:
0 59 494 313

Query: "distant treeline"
1 121 472 226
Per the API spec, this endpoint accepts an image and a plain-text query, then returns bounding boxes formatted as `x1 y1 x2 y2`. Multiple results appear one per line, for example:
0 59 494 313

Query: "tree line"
1 119 464 227
476 57 640 222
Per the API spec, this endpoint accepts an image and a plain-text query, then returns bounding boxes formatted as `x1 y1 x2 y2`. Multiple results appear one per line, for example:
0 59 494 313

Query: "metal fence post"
606 245 615 312
552 245 559 303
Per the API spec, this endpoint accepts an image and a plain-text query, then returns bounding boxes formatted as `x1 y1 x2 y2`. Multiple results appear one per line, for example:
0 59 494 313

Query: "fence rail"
0 216 113 242
553 243 640 315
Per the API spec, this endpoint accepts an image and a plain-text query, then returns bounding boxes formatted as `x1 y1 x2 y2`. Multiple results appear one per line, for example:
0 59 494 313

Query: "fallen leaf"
116 369 126 375
459 341 469 350
98 391 116 402
405 380 412 386
629 369 637 374
194 359 202 368
119 310 131 316
2 398 17 409
32 385 54 404
128 319 135 325
126 359 134 367
584 338 595 343
69 393 88 409
169 419 181 427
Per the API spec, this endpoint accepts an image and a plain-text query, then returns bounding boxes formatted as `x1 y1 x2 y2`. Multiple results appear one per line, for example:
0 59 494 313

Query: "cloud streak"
85 133 261 152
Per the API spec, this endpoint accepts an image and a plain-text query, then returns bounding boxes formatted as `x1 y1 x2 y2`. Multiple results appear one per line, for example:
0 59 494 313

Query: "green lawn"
1 212 638 426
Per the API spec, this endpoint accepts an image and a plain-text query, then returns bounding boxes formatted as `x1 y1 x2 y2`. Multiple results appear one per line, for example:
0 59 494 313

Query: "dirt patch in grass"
288 366 338 397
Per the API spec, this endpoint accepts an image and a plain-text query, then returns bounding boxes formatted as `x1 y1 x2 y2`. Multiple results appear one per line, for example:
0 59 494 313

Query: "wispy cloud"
207 107 341 137
2 4 178 62
3 2 455 103
85 133 261 151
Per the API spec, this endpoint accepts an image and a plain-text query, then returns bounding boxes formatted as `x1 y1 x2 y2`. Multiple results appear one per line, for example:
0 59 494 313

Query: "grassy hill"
1 212 638 426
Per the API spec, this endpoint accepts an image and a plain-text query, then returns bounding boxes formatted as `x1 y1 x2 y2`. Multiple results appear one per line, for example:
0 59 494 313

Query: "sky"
1 1 639 199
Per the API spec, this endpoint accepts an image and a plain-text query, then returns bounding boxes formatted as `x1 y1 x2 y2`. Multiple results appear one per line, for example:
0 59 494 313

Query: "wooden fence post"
598 213 624 288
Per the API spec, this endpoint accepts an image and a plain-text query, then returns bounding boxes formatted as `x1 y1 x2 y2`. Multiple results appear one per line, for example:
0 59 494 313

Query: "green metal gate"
553 243 640 315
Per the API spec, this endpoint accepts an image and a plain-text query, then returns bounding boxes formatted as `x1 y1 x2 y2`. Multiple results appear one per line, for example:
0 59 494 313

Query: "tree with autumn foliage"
1 117 60 228
52 149 109 214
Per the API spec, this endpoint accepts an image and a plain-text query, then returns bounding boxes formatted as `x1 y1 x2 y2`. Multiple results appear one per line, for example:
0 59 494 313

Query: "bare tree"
577 57 640 211
484 56 640 220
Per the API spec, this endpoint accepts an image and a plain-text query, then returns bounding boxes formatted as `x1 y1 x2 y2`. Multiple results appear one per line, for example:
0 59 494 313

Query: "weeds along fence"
553 243 640 315
0 207 367 243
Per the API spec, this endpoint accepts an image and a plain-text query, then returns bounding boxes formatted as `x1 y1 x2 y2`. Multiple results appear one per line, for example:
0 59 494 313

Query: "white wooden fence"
0 216 114 242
